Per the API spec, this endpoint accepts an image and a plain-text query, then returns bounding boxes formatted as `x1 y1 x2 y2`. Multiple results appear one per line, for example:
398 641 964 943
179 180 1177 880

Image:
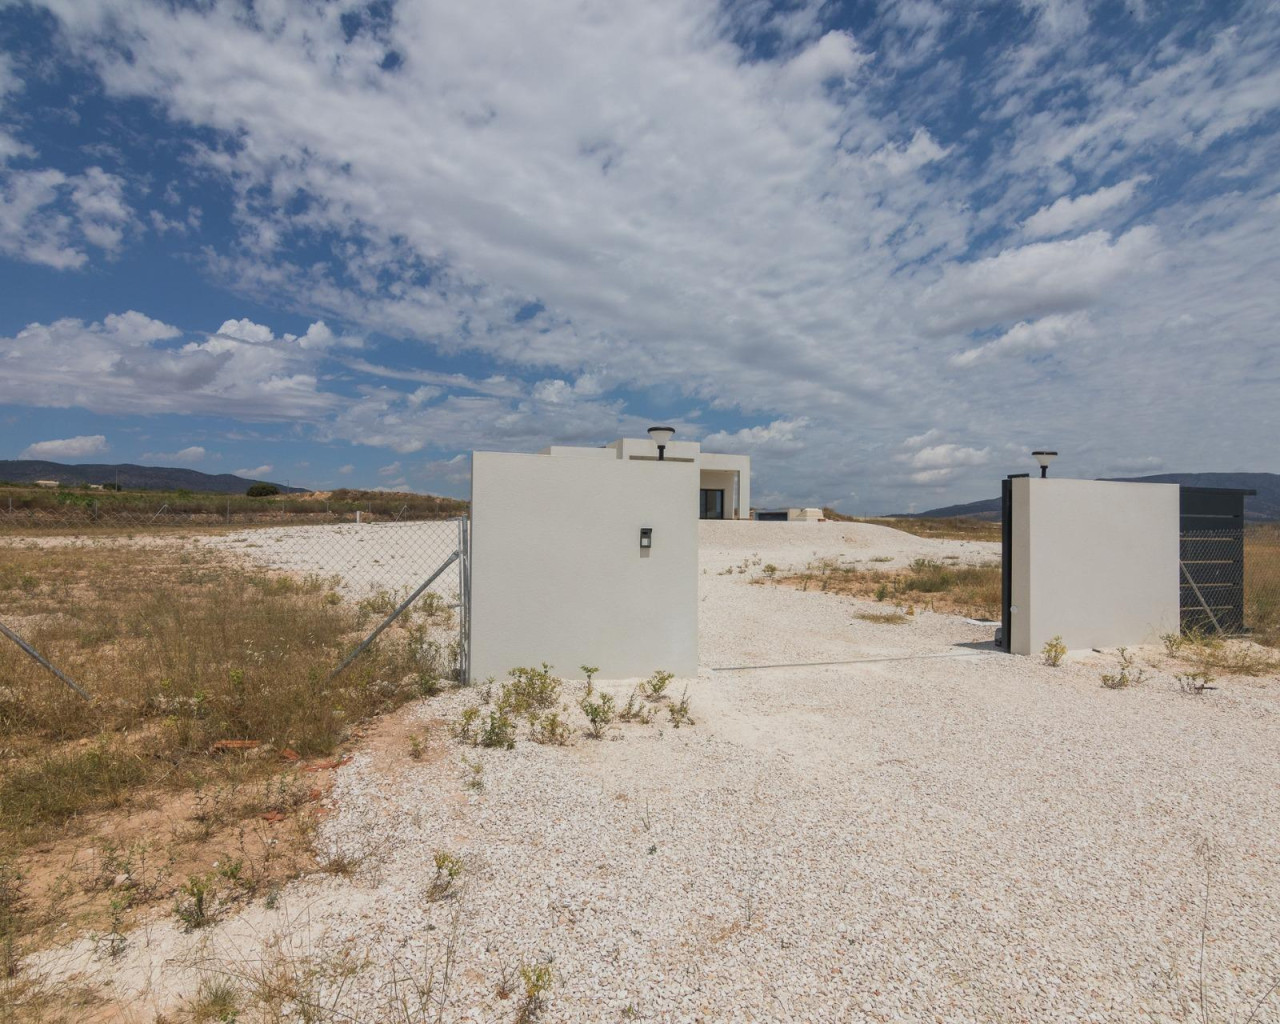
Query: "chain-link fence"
1181 525 1280 647
0 511 470 707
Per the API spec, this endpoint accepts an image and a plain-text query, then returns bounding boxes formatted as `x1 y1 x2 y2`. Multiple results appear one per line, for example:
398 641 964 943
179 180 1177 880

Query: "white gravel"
199 520 467 599
30 521 1280 1023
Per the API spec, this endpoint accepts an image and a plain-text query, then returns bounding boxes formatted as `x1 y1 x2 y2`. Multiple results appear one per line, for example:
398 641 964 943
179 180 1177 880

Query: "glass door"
700 488 725 520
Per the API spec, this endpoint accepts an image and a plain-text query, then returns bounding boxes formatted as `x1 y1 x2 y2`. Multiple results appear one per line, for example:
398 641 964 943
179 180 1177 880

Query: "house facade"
540 437 750 520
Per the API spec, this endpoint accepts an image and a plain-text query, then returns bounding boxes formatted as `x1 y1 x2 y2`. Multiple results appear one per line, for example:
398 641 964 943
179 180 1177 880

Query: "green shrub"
1041 635 1067 667
245 483 280 497
580 692 616 739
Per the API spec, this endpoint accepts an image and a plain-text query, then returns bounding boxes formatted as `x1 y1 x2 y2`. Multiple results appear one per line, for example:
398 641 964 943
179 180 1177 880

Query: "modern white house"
468 429 748 682
541 432 750 520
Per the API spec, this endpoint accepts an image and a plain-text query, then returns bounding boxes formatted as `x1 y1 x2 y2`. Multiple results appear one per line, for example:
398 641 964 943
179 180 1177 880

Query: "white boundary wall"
469 451 698 681
1010 477 1179 655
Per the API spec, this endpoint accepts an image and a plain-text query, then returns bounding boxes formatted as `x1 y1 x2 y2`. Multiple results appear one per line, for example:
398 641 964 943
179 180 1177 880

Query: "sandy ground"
27 521 1280 1023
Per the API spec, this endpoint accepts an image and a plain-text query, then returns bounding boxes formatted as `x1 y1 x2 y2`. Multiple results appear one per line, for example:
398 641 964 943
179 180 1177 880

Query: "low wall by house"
1009 477 1179 655
469 450 698 682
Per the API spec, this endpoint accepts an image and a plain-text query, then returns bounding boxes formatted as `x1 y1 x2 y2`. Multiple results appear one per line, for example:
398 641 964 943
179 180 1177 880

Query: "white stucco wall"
469 450 699 682
1010 477 1179 655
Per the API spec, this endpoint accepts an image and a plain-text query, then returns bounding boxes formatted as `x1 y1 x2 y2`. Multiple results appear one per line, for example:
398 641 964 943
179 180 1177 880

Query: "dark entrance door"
700 488 725 520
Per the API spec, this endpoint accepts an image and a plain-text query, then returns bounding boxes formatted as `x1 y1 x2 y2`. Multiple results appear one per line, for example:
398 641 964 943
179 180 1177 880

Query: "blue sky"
1 0 1278 513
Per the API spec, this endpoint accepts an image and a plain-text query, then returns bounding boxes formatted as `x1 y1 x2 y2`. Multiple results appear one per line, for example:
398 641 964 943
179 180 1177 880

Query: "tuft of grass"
856 611 909 625
183 977 242 1023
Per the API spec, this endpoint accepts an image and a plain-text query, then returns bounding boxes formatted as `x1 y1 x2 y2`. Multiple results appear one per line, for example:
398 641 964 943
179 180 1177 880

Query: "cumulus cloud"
0 166 133 269
0 312 335 419
21 434 109 459
236 464 273 477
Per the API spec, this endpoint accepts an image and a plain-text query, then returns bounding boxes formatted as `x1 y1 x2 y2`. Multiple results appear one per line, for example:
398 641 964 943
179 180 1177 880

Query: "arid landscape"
3 519 1278 1023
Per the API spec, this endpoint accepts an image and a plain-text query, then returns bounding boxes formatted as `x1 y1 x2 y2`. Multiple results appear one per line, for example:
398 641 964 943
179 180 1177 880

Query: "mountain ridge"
0 460 307 494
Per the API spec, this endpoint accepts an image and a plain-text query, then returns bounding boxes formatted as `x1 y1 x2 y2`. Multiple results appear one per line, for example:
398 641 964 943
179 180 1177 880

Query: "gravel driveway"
34 521 1280 1023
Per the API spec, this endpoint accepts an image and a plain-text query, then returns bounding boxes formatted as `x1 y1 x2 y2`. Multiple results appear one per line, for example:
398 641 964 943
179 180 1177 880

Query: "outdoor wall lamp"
640 527 653 549
647 425 676 461
1032 450 1058 478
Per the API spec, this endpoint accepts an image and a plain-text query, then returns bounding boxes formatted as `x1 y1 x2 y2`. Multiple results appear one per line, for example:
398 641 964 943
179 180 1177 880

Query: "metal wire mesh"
0 508 470 687
1181 525 1280 646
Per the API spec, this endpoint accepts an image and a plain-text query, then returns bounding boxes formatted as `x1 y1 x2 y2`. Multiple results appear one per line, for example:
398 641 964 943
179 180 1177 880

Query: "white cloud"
7 1 1280 513
0 312 334 419
21 434 109 459
868 129 950 176
951 312 1091 367
1023 177 1149 238
377 461 402 476
141 445 206 464
337 464 354 475
0 165 132 269
701 418 809 454
923 228 1160 335
236 464 273 477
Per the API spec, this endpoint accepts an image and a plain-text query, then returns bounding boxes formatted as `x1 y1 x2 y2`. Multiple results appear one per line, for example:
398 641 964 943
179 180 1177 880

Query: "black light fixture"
1032 450 1058 478
640 527 653 549
647 425 676 461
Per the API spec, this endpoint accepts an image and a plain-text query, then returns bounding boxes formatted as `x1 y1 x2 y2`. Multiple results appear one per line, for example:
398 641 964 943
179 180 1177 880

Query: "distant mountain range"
0 460 307 494
892 472 1280 522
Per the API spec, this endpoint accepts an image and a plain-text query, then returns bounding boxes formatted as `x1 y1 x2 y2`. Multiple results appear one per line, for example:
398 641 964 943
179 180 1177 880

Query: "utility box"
468 450 699 682
1003 477 1180 655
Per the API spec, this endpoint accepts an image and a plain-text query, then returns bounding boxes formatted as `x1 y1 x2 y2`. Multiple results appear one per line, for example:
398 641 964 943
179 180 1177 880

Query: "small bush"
1101 648 1147 689
479 709 516 749
1176 670 1215 696
246 483 280 497
1042 635 1067 667
429 851 464 899
668 689 694 728
580 692 616 739
453 706 481 744
516 962 553 1022
618 689 651 724
530 711 573 745
174 873 220 930
499 665 561 717
642 670 674 701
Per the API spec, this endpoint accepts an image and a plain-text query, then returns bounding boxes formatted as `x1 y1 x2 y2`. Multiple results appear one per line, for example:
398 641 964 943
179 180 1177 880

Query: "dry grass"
781 557 1002 620
1246 523 1280 648
0 535 445 1007
821 511 1002 543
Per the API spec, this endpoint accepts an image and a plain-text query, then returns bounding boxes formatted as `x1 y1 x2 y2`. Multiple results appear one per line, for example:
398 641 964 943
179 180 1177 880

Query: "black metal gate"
1179 487 1254 635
